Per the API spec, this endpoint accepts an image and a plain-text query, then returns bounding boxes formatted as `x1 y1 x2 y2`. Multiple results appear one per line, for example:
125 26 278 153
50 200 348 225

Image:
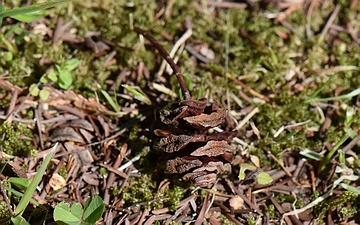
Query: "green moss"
168 222 181 225
340 206 358 218
58 165 68 178
156 184 184 211
268 204 276 220
98 167 108 177
313 191 359 222
121 174 156 206
218 214 236 225
120 172 186 211
109 186 119 198
247 216 256 225
0 201 10 220
0 122 36 156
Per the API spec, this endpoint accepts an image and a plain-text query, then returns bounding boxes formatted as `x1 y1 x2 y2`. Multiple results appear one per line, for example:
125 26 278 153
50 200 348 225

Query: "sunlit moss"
219 214 236 225
268 204 276 220
155 184 184 211
109 186 119 198
58 165 68 178
0 122 36 156
247 216 256 225
313 191 359 222
99 167 108 177
1 1 360 223
121 174 156 206
0 201 10 220
168 222 181 225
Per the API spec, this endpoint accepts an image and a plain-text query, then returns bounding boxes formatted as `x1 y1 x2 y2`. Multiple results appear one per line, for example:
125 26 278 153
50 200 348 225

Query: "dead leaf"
50 127 84 143
49 173 66 190
229 196 244 210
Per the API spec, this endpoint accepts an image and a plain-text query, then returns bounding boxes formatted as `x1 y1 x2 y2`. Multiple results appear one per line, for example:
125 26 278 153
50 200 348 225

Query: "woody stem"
134 27 191 100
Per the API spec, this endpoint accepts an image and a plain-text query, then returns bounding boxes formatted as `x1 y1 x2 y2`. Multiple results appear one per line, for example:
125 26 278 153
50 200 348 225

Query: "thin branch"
134 27 191 100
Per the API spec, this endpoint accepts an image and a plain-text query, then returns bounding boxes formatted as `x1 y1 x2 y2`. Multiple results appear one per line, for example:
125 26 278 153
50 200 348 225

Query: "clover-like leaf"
39 89 50 101
83 195 105 223
29 83 39 96
58 69 72 89
54 202 82 222
64 58 80 71
238 163 257 180
256 171 273 185
47 69 58 82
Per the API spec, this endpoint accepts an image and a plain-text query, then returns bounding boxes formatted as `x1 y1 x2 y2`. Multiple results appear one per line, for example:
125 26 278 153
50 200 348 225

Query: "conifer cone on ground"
134 27 237 187
155 99 237 187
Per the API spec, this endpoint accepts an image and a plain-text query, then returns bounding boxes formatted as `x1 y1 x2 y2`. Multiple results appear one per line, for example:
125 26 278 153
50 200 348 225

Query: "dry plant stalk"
135 27 237 187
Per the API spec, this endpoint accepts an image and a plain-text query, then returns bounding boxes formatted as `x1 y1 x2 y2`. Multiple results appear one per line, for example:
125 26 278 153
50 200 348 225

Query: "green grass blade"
100 89 120 113
340 183 360 194
3 186 40 207
11 214 30 225
122 84 152 105
309 73 337 99
15 143 58 215
0 0 68 17
11 11 45 23
0 0 4 28
317 133 350 174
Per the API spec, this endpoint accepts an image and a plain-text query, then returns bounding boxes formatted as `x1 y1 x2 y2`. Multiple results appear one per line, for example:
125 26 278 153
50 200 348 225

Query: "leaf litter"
0 0 360 224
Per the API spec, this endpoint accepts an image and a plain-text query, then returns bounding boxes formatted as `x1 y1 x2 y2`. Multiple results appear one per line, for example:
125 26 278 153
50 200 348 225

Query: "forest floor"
0 0 360 224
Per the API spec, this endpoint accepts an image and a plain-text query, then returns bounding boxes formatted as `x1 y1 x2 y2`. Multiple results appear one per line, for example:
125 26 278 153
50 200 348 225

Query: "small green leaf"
58 70 72 89
6 51 13 61
48 69 58 82
39 89 50 101
54 202 82 222
8 178 31 190
256 172 273 185
183 75 193 91
240 163 257 171
238 166 246 180
238 163 257 181
29 83 39 96
83 195 105 223
64 58 80 71
40 75 49 84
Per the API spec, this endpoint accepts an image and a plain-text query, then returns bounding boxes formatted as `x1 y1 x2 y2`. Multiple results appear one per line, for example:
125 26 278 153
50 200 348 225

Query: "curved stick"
134 27 191 100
